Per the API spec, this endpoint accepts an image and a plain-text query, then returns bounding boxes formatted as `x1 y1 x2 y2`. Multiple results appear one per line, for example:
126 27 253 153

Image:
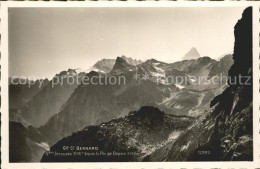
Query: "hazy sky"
9 7 246 79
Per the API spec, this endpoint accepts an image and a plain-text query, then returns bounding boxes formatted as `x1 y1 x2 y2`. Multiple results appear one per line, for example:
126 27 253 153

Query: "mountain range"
9 52 233 162
9 53 233 162
37 54 233 146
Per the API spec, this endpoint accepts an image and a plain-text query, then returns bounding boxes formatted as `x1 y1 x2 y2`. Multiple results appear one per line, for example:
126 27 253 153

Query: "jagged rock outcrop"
229 8 252 84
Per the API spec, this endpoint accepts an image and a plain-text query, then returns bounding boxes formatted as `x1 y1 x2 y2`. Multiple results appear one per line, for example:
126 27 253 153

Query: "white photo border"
0 1 259 169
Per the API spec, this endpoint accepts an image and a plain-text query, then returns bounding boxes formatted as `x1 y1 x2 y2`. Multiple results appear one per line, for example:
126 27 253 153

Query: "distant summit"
111 55 142 72
182 47 200 60
93 59 116 73
121 55 142 66
93 56 142 73
112 56 135 71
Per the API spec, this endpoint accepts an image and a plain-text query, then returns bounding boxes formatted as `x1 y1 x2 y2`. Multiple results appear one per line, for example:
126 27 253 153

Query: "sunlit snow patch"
175 84 185 89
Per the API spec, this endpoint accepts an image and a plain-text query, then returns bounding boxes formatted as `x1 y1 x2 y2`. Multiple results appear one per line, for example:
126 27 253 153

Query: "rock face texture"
41 106 194 162
229 8 252 84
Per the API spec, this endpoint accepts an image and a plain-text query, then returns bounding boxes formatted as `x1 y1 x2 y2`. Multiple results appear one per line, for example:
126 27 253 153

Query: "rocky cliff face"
41 106 194 162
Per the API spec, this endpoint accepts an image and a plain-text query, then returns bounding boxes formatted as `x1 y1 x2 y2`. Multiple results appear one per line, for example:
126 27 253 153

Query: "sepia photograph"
1 2 259 169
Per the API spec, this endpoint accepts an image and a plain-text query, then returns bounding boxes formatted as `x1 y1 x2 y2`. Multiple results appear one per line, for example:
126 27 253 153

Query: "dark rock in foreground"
41 106 194 162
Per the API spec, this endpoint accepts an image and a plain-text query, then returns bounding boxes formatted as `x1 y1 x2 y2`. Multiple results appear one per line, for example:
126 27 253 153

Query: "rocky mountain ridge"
93 55 142 73
41 106 194 162
36 53 233 147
